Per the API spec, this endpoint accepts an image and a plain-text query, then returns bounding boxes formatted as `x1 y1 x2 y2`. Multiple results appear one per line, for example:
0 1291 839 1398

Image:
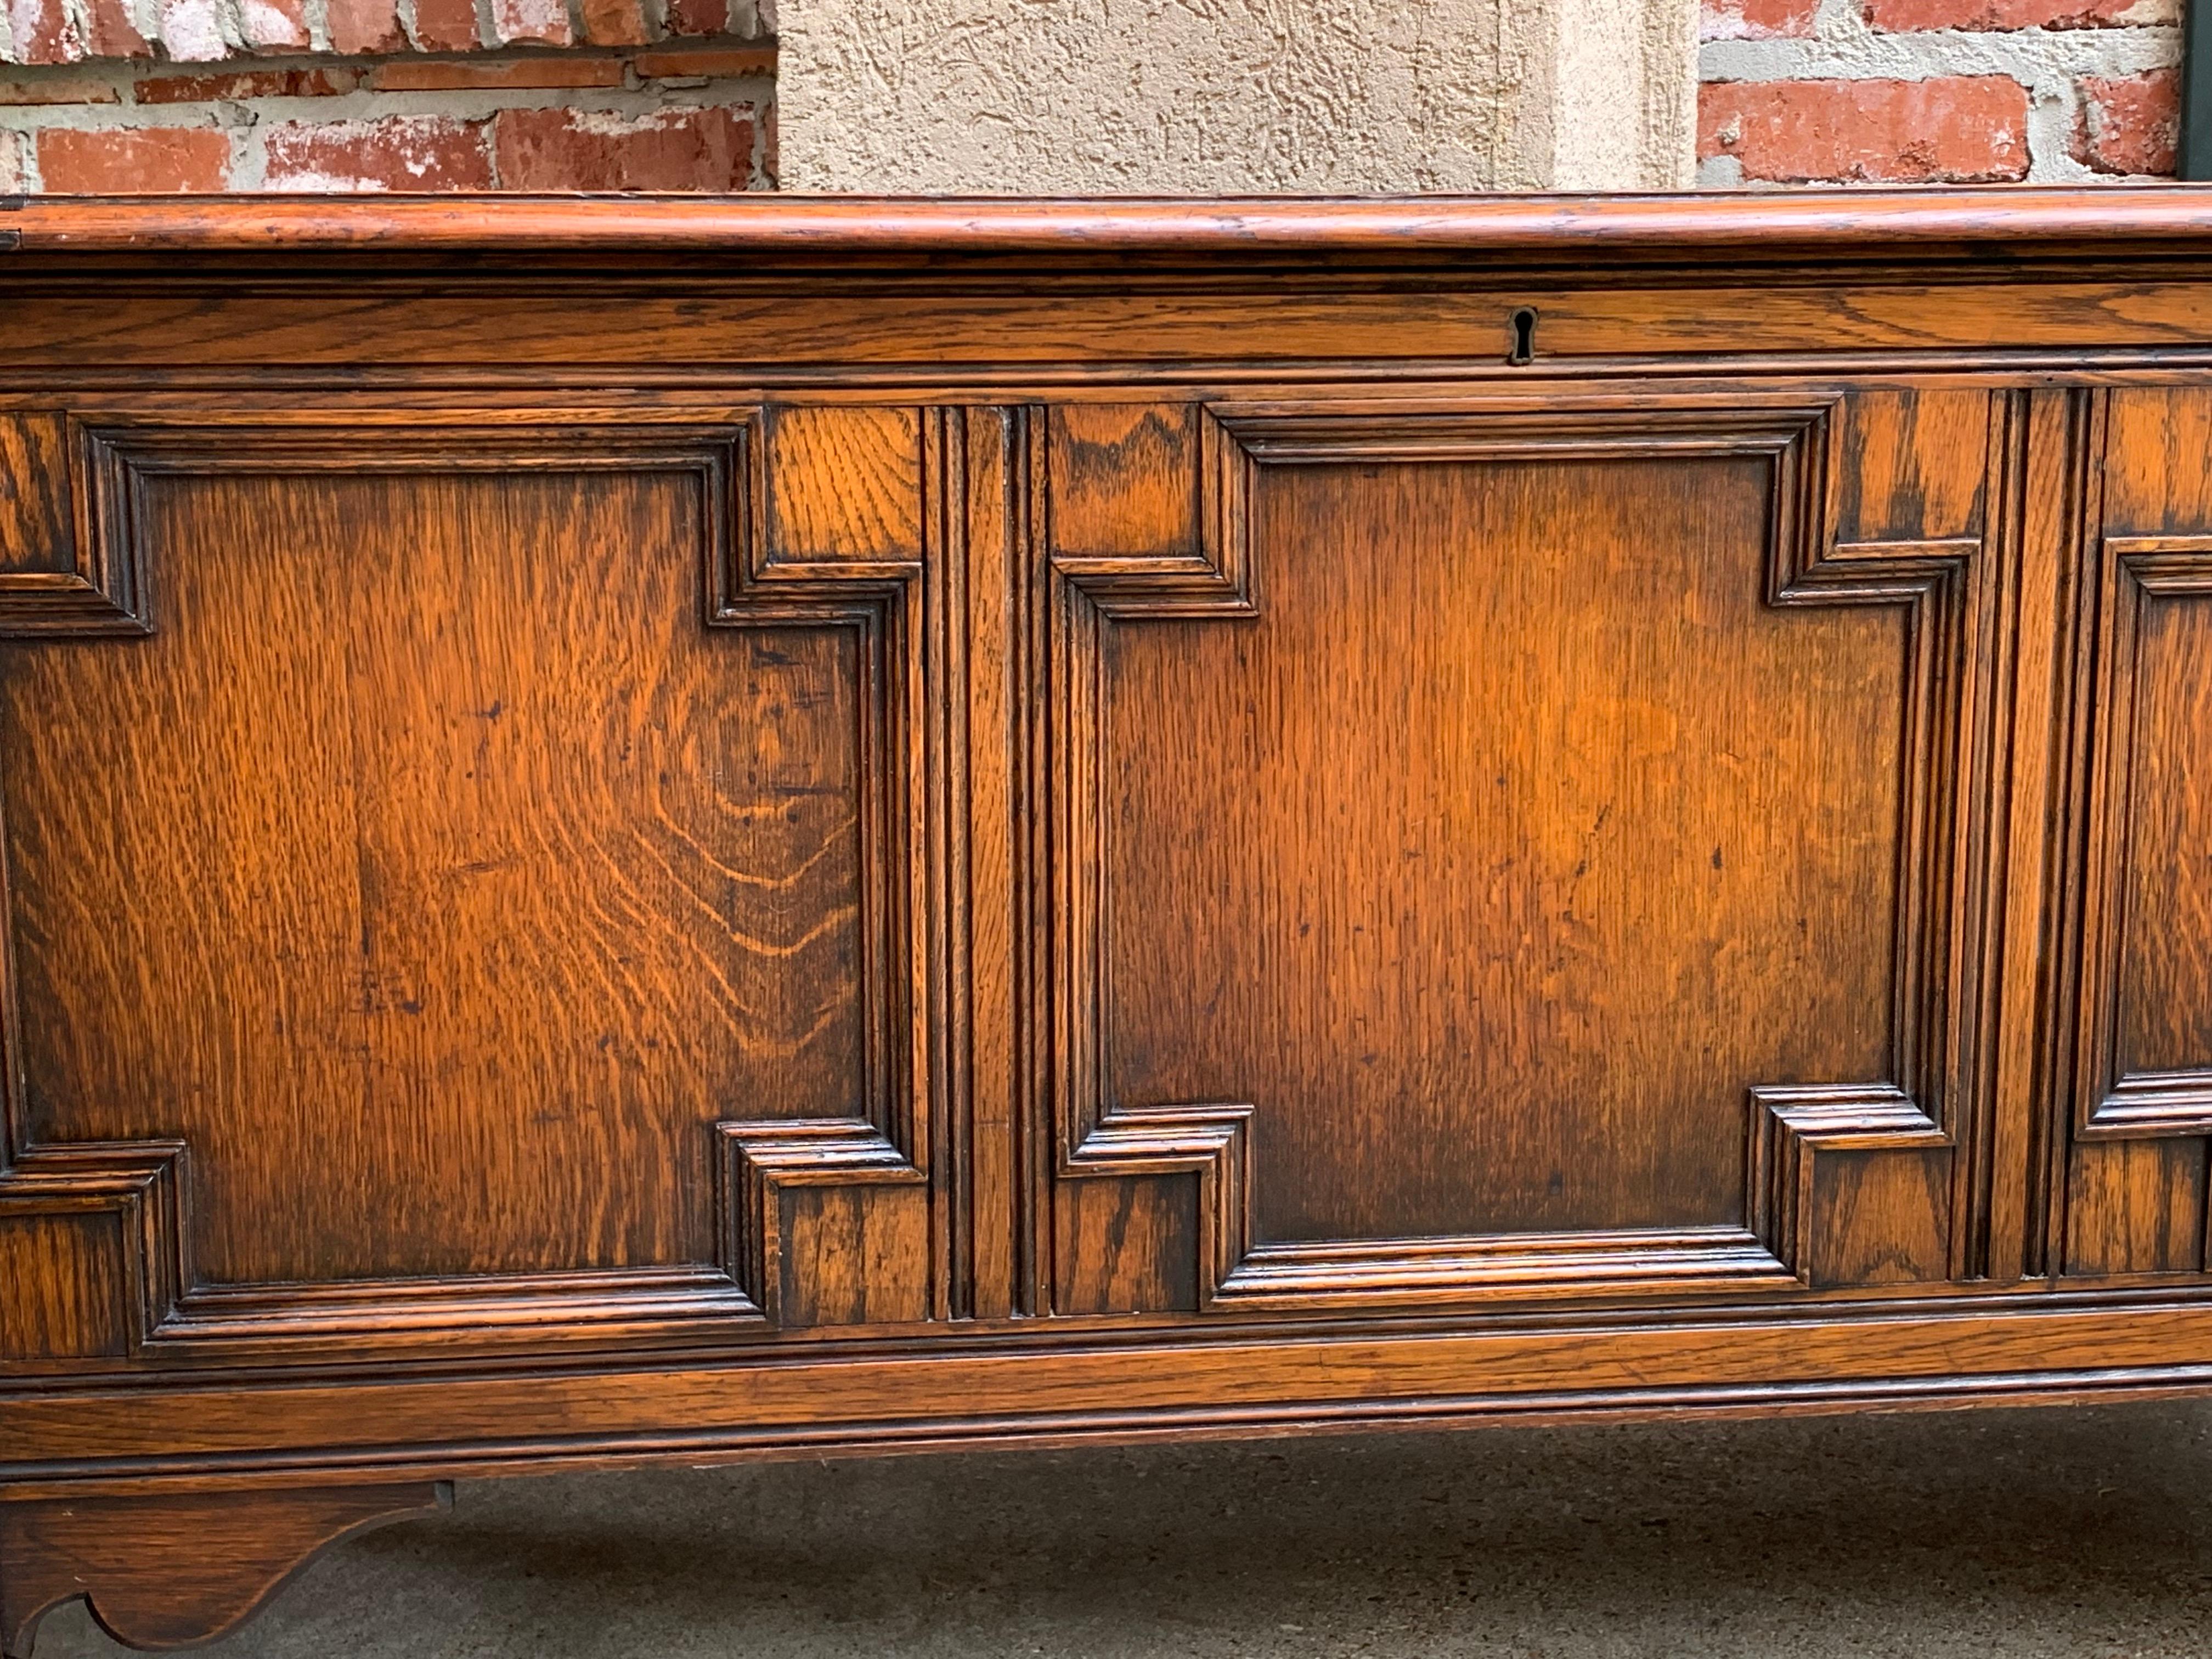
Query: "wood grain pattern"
3 190 2212 1654
4 451 861 1284
2118 578 2212 1082
716 408 938 1327
16 284 2212 377
2041 385 2212 1273
2064 1137 2205 1276
938 408 1026 1320
1831 387 1987 546
1981 387 2078 1284
760 405 926 571
1103 450 1847 1238
2073 533 2212 1136
2072 390 2212 1141
720 1119 928 1326
0 415 72 578
1048 404 1199 559
0 1217 128 1364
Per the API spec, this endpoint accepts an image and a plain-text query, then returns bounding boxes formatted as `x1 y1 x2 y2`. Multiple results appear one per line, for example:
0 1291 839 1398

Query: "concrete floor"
33 1399 2212 1658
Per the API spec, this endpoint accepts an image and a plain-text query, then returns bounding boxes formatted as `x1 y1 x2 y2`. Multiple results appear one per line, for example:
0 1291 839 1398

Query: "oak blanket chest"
1 189 2211 1650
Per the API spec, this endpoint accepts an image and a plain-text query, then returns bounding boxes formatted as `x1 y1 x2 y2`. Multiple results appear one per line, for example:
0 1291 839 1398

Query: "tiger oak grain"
0 190 2209 1654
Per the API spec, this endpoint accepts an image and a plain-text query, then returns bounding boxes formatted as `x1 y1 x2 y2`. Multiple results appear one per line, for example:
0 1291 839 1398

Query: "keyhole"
1507 306 1539 366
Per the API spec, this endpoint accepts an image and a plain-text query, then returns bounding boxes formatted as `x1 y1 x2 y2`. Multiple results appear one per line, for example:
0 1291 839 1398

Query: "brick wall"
1701 0 2184 183
0 0 2192 193
0 0 772 191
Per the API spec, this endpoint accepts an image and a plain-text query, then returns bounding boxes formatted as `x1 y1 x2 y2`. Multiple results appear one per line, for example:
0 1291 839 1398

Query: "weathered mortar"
1699 0 2182 182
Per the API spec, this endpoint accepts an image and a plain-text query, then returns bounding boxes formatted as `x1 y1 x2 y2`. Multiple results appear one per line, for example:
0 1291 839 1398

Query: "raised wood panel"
1105 448 1850 1245
1750 1091 1953 1290
2070 389 2212 1140
2117 595 2212 1085
719 1119 929 1327
9 447 827 1279
2070 535 2212 1140
0 416 934 1355
1804 1143 1954 1288
1043 394 1994 1313
2049 386 2212 1274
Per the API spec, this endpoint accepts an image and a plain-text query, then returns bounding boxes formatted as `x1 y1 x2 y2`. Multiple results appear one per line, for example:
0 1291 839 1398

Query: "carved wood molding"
1044 405 1262 1311
1756 501 1987 1286
0 416 150 638
1041 394 1999 1310
2073 533 2212 1140
1218 1228 1797 1304
0 1141 187 1364
150 1269 760 1356
715 404 943 1327
1748 1085 1950 1288
1061 1101 1254 1308
1045 405 1253 619
0 409 940 1355
717 1118 930 1327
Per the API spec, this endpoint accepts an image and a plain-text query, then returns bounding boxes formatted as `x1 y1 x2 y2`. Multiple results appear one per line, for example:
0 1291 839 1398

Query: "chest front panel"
0 279 2203 1379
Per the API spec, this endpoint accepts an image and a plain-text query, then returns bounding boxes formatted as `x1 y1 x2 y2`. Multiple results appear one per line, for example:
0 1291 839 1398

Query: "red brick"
1864 0 2171 26
370 56 623 90
135 67 354 101
0 74 120 103
262 116 494 191
633 45 776 78
5 0 75 64
1702 0 1817 38
83 0 152 57
234 0 309 48
37 125 232 191
662 0 728 34
760 100 775 186
2074 69 2179 176
580 0 651 43
1699 75 2030 183
155 0 228 60
493 106 754 191
488 0 573 47
325 0 404 53
406 0 481 49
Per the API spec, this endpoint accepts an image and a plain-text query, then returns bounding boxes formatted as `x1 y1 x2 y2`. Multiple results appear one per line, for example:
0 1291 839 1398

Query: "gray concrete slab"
32 1401 2212 1657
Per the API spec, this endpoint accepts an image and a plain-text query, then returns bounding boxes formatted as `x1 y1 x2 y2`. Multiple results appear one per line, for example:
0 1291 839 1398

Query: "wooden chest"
2 189 2211 1651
